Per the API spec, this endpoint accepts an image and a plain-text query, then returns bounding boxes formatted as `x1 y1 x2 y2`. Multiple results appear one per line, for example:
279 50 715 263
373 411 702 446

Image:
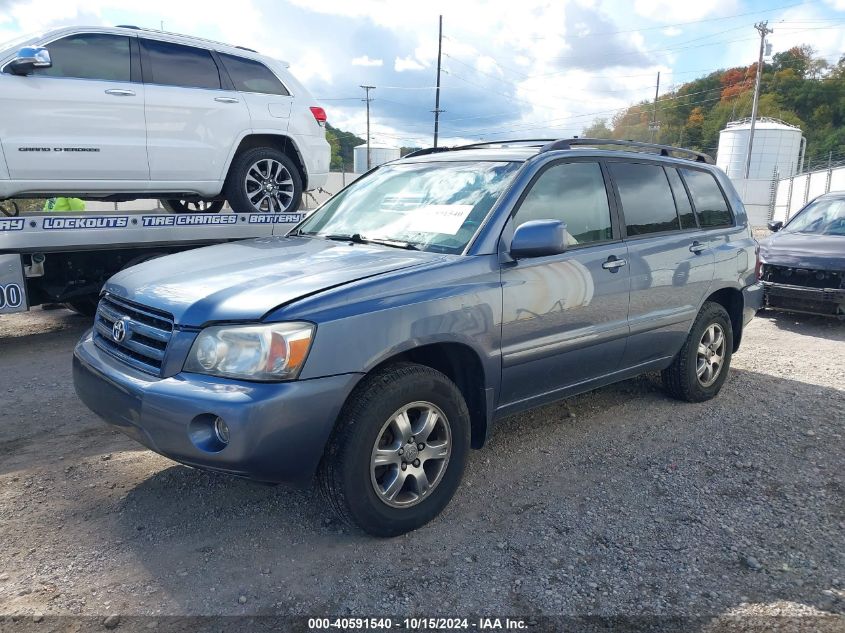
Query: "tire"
662 301 734 403
319 363 471 537
64 295 98 317
160 199 224 213
224 147 302 214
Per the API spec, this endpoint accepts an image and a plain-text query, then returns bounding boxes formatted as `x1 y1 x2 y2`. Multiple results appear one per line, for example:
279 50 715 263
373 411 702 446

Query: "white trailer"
0 208 305 316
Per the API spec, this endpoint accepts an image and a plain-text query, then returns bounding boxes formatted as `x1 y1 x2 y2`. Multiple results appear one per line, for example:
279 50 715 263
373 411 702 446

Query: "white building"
716 117 805 180
353 143 401 174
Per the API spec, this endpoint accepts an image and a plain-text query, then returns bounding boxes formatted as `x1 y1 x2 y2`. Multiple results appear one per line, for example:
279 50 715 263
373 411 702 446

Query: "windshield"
296 160 521 253
785 197 845 236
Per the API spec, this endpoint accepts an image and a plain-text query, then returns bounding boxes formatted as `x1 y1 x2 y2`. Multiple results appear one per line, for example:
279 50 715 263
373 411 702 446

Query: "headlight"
184 322 315 381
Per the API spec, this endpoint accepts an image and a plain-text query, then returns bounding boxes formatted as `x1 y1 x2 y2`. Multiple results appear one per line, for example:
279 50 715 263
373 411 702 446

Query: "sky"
2 0 845 148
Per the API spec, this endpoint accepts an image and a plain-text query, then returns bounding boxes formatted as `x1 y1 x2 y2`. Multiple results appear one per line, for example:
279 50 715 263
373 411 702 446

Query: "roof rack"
540 138 715 164
404 139 556 158
403 137 714 164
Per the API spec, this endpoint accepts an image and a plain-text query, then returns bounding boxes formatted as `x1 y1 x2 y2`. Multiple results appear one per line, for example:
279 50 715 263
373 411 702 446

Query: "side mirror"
510 220 568 259
767 220 783 232
8 46 52 76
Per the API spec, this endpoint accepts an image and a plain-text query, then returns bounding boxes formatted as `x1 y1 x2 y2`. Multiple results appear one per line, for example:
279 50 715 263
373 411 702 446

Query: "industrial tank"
716 118 805 180
353 143 401 174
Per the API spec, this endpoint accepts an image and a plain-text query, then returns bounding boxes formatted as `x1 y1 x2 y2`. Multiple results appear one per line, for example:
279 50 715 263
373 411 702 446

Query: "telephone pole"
744 21 773 179
360 85 375 169
432 15 444 147
649 71 660 143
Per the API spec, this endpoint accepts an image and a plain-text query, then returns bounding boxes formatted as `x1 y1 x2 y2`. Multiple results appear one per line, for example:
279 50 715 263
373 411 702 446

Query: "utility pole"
744 20 773 179
648 71 661 142
360 85 375 169
432 15 444 147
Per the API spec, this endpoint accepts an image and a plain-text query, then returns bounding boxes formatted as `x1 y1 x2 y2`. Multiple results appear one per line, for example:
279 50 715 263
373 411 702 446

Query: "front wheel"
224 147 302 214
319 363 470 537
160 199 224 213
662 301 733 402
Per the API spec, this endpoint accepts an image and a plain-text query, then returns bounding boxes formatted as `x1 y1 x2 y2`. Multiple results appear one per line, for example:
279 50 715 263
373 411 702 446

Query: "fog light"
213 417 230 445
188 414 230 453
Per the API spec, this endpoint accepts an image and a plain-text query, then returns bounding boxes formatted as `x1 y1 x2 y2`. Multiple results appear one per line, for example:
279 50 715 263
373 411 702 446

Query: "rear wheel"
319 363 470 537
160 199 224 213
662 301 733 402
224 147 302 214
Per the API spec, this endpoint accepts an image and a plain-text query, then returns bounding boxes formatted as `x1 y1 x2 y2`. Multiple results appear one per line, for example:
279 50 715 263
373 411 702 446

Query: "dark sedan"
759 192 845 319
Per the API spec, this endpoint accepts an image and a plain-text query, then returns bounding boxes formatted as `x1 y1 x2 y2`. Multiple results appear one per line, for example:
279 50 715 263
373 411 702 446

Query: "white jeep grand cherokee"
0 26 330 213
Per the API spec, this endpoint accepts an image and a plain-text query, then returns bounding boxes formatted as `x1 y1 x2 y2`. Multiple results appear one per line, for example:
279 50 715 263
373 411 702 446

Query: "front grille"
93 294 174 376
760 264 844 290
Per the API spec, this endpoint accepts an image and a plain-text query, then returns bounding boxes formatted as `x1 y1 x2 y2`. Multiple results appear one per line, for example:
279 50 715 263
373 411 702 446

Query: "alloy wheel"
370 401 452 508
244 158 295 212
696 323 726 387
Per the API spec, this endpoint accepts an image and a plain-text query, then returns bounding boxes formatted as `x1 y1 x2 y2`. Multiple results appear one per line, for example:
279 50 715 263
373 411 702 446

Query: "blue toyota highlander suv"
73 139 762 536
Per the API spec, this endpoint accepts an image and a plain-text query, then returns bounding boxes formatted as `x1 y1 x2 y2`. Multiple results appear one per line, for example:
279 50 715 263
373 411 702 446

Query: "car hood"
759 231 845 270
104 236 444 326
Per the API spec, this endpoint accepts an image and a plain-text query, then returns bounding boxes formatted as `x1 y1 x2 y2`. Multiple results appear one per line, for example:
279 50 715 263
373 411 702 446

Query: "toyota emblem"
112 318 128 343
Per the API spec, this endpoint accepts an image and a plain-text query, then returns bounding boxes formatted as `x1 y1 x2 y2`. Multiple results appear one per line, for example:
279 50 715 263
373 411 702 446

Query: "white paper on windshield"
403 204 474 235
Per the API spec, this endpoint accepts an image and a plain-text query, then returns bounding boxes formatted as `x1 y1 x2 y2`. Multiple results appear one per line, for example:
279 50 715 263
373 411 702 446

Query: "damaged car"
759 192 845 319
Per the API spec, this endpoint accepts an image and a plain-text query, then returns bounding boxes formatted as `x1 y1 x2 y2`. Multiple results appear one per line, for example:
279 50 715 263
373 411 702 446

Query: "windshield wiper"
323 233 367 243
365 237 419 250
322 233 418 250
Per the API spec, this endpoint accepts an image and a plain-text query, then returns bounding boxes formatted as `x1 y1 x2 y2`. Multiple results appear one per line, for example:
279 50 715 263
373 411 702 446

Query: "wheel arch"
225 133 308 190
703 286 744 351
361 342 491 450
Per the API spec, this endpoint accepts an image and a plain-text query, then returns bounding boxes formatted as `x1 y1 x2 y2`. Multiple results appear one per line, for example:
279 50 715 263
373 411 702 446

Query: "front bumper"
73 329 361 484
762 281 845 318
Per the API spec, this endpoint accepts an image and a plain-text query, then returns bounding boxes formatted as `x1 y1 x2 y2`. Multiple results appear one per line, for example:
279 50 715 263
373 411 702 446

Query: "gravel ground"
0 307 842 628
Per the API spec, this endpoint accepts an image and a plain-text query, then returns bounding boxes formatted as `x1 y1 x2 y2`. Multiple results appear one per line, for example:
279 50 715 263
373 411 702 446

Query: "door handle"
602 256 627 272
104 89 135 96
689 241 707 254
214 97 240 103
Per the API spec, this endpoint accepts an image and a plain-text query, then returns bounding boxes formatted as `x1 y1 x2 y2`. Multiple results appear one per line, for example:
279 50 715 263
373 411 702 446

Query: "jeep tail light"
310 106 327 127
755 245 762 280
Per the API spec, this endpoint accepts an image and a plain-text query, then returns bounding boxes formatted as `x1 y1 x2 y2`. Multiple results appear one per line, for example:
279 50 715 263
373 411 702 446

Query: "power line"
360 85 375 169
745 21 774 179
433 15 444 147
520 0 822 39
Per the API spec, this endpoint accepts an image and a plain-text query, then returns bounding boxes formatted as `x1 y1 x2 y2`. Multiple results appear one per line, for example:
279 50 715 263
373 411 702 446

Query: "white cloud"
662 26 682 37
351 55 383 67
395 56 425 72
633 0 737 23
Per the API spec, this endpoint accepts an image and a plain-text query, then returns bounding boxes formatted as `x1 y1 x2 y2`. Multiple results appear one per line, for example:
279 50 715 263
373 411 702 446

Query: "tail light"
309 106 327 127
755 245 763 280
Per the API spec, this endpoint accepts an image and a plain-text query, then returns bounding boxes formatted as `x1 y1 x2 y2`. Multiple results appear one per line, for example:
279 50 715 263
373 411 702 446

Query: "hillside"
583 46 845 171
325 123 364 171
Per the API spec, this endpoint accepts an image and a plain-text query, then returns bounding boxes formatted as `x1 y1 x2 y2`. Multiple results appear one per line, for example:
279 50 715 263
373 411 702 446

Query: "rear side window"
609 162 679 236
681 169 733 228
33 33 130 82
665 167 697 229
219 53 289 95
141 39 221 90
514 161 613 245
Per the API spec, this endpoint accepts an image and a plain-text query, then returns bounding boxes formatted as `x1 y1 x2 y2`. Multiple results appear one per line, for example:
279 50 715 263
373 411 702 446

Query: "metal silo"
716 118 805 180
353 143 401 173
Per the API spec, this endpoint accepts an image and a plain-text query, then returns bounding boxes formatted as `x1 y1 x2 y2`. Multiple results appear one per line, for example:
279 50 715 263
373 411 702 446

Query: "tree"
583 119 614 139
582 44 844 167
325 123 364 171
